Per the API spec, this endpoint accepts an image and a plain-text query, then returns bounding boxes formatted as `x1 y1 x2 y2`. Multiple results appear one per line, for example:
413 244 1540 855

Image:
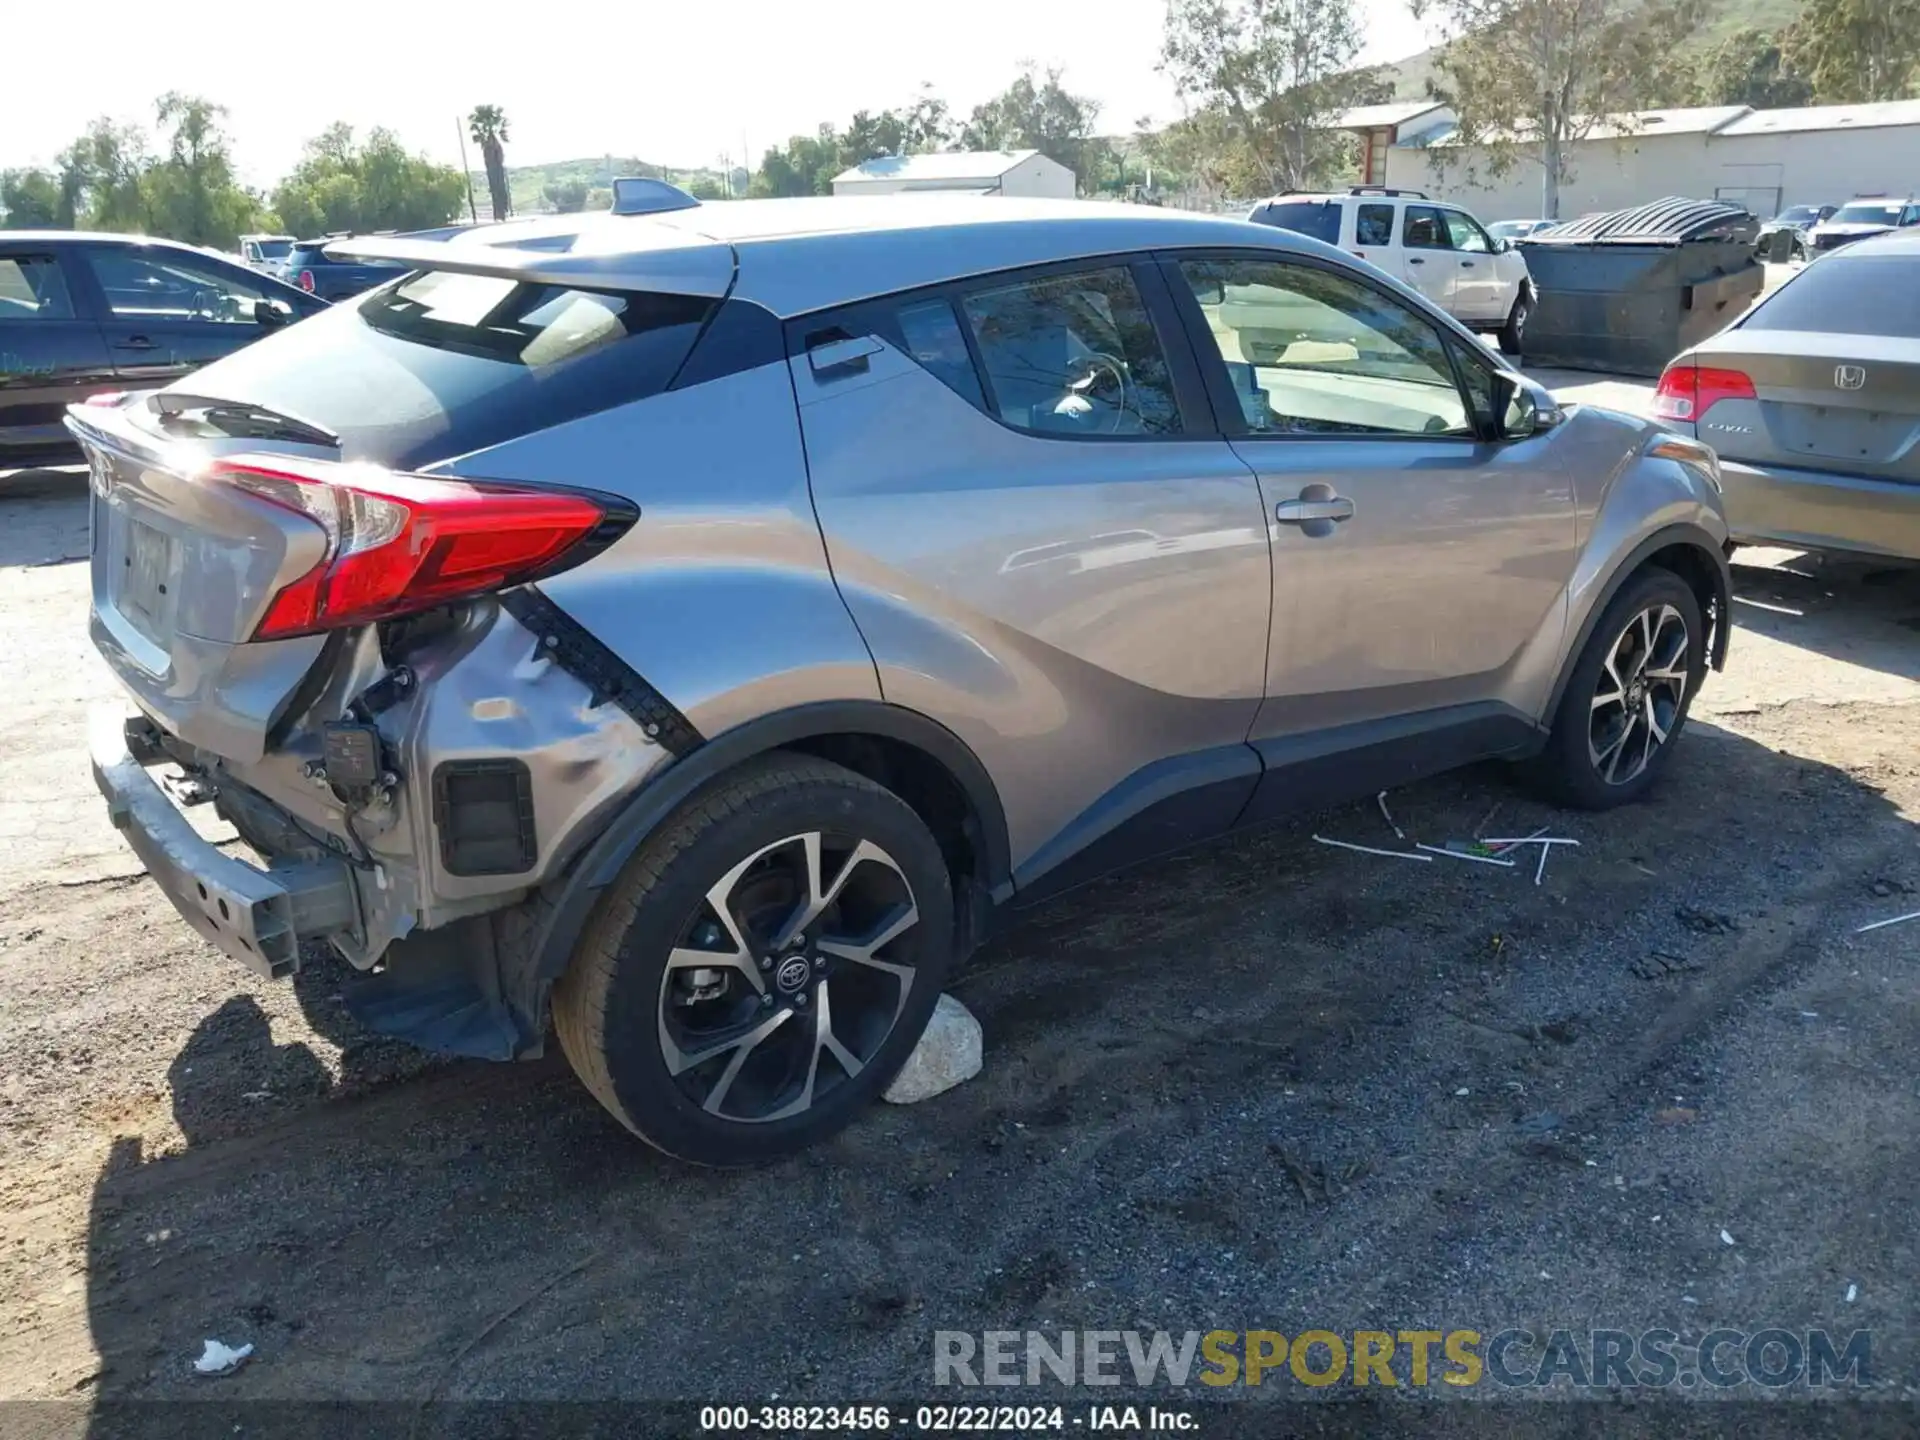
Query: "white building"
831 150 1077 199
1338 99 1920 222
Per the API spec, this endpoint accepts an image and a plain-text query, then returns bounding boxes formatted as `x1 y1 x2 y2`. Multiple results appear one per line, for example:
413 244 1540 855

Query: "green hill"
470 156 738 216
1385 0 1806 99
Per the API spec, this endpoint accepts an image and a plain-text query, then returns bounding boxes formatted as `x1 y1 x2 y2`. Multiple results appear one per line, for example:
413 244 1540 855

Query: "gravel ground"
0 435 1916 1427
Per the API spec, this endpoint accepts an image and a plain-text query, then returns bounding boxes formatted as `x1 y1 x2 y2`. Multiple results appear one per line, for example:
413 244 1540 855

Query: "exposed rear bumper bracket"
499 587 704 756
90 709 359 979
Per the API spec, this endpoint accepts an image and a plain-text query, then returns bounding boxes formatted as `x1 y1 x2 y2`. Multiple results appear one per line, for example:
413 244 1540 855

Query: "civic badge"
1834 364 1866 390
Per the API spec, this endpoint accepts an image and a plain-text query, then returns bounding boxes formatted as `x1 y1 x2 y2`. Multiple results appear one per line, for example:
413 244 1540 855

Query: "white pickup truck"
1248 187 1535 353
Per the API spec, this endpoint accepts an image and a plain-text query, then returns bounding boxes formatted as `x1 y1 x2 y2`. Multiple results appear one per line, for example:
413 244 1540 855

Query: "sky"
5 0 1434 188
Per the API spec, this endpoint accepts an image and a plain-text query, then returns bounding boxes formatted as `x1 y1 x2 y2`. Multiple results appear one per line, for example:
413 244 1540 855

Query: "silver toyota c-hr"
73 195 1731 1164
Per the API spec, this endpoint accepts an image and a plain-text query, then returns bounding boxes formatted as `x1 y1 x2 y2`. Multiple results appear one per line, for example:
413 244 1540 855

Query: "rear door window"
1403 206 1454 250
1249 201 1343 245
957 265 1183 436
890 297 986 409
1354 204 1394 247
0 255 76 320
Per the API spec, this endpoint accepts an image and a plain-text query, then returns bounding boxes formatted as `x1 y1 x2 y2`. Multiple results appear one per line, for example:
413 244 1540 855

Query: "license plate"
119 520 175 641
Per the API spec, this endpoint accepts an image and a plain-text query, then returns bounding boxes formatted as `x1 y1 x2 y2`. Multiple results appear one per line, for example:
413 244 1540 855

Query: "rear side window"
1741 255 1920 339
891 297 985 409
1250 201 1343 245
175 268 716 468
0 255 74 320
958 266 1182 437
1355 204 1394 246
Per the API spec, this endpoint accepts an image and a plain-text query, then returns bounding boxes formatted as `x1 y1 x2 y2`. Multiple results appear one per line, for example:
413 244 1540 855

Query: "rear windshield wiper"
149 393 341 449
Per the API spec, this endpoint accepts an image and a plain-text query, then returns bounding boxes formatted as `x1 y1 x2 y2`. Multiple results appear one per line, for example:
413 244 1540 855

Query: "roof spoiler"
322 229 734 298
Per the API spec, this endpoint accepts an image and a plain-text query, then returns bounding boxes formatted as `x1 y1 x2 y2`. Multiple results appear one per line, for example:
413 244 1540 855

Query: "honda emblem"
1834 364 1867 390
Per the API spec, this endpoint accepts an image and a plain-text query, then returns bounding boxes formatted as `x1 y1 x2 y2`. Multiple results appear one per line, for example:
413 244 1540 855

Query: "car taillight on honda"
1652 364 1756 422
210 455 634 640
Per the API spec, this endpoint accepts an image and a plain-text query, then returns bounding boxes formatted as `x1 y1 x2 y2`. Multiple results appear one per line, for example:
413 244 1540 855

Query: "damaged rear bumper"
89 708 360 978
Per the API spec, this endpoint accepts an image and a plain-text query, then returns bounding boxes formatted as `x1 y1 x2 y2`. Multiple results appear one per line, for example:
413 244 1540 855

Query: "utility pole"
454 116 479 223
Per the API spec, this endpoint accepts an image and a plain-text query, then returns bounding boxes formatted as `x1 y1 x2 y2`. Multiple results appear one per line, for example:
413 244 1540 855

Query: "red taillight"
211 455 627 640
298 269 315 292
1652 364 1755 421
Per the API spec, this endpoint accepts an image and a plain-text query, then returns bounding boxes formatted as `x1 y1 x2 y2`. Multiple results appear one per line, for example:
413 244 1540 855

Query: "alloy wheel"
656 831 921 1123
1588 602 1691 786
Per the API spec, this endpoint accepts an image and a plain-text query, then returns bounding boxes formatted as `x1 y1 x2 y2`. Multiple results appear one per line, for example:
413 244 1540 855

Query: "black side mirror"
1494 371 1560 439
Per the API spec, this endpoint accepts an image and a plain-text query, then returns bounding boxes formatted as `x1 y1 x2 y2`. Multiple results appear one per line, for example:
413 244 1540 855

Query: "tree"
58 120 152 233
142 94 262 248
543 177 591 212
1160 0 1391 195
468 104 511 221
1784 0 1920 103
1692 28 1813 107
1411 0 1707 218
960 65 1107 188
272 125 467 237
0 169 62 227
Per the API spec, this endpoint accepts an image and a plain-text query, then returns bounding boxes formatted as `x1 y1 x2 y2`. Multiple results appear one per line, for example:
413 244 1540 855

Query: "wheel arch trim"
1543 522 1731 729
527 700 1012 984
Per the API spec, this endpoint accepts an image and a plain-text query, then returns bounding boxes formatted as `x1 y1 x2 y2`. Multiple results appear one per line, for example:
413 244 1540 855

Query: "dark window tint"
1250 200 1342 245
0 256 74 320
85 249 265 323
1742 255 1920 339
1403 205 1453 249
892 297 985 408
1355 204 1394 246
172 270 715 468
959 266 1182 437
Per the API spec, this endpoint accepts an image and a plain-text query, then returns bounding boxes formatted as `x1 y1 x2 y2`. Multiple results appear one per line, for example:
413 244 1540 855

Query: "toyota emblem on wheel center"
1834 364 1867 390
774 955 813 993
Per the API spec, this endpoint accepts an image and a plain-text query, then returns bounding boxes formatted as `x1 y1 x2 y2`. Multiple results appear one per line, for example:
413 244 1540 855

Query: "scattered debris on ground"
192 1340 252 1377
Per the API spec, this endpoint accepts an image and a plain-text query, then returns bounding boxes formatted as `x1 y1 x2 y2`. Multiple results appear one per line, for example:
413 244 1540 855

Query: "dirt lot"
0 416 1917 1425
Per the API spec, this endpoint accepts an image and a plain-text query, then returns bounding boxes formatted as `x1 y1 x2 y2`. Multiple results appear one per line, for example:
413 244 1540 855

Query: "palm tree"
468 105 511 221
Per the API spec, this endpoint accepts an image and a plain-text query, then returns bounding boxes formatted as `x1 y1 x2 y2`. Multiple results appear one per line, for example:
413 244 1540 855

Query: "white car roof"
335 196 1329 319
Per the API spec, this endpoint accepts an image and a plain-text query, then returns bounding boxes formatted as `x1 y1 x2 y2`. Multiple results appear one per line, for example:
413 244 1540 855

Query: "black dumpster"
1517 197 1765 376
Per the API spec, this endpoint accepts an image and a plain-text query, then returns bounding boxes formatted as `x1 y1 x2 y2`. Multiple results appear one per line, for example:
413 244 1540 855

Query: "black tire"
1497 290 1531 356
1522 567 1706 810
552 753 954 1165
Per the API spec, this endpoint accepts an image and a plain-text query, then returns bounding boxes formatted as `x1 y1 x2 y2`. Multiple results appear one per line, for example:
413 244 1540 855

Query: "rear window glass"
1832 203 1902 226
1249 201 1342 245
892 297 985 409
1741 255 1920 339
173 269 716 468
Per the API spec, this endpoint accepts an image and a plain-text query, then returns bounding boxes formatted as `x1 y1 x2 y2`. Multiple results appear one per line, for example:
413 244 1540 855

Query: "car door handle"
113 336 157 351
1408 257 1426 265
1276 497 1355 524
1461 260 1477 268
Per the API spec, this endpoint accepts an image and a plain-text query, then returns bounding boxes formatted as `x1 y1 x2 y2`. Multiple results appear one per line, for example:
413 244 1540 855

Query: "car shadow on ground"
76 712 1920 1420
0 466 90 570
1730 549 1920 684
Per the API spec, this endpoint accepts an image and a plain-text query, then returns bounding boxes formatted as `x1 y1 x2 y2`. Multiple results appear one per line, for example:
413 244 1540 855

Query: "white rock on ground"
883 994 982 1104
